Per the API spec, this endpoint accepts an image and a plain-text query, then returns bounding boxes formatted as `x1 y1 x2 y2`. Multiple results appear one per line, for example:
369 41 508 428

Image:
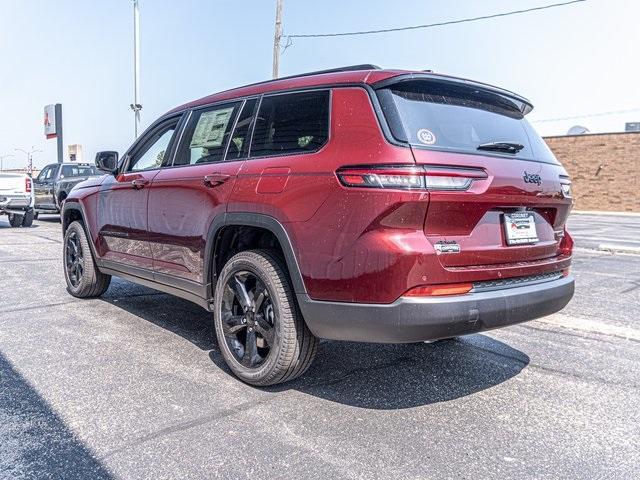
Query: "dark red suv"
62 65 574 386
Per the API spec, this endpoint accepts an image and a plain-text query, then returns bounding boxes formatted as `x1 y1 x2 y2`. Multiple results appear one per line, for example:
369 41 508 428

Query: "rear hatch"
375 76 572 271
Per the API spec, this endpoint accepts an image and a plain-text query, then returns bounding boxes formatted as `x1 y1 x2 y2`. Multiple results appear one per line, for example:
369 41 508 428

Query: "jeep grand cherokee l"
61 65 574 386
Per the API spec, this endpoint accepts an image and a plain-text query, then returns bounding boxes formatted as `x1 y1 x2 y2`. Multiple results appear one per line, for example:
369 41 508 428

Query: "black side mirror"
95 151 119 174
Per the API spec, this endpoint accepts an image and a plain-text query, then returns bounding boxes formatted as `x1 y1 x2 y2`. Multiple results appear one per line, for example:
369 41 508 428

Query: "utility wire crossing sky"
286 0 587 38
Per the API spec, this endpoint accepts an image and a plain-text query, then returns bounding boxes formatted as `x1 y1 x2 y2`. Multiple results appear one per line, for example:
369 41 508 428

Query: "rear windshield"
376 79 558 164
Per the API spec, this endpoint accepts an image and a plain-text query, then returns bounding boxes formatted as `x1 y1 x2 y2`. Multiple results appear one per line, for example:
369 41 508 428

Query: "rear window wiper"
477 141 525 154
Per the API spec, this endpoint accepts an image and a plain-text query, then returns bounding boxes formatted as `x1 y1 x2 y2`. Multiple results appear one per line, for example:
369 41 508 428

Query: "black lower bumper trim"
297 276 575 343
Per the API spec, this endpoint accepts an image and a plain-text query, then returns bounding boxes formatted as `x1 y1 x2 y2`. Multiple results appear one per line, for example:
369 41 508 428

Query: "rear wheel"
8 213 22 228
213 249 318 386
21 209 34 227
63 221 111 298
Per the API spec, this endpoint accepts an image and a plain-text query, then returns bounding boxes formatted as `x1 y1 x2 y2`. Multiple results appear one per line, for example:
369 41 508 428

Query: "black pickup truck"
34 163 100 215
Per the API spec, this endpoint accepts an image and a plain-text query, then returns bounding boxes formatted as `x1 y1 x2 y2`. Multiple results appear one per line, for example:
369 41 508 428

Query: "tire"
21 209 34 227
8 213 22 228
33 212 39 220
213 249 318 386
63 220 111 298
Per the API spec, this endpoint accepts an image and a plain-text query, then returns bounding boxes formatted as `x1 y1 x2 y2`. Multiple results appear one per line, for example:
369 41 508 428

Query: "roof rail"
275 64 381 82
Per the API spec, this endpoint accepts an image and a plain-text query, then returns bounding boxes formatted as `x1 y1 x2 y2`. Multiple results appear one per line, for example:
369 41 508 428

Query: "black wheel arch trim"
61 201 102 267
204 212 307 301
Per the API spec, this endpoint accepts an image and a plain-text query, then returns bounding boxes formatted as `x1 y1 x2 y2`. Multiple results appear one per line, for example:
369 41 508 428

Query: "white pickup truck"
0 173 35 227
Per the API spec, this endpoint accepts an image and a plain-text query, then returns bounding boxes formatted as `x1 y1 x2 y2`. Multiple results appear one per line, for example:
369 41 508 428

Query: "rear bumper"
0 195 32 212
297 275 574 343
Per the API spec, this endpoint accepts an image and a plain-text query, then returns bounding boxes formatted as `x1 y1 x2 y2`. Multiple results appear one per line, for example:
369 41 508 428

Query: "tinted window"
174 103 240 166
227 99 257 161
60 165 97 178
377 80 558 164
38 165 54 182
250 91 329 158
129 125 176 172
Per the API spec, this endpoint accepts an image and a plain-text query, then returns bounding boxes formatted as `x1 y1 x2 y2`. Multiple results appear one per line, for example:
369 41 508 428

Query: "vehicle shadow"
0 219 41 229
35 214 61 223
102 280 530 410
0 351 112 478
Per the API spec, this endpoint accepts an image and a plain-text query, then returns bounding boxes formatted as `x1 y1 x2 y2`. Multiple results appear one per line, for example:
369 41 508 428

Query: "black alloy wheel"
62 220 111 298
221 270 276 368
65 230 84 287
213 249 318 386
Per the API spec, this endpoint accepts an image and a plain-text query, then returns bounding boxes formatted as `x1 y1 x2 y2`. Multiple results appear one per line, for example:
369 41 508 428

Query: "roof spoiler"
372 73 534 115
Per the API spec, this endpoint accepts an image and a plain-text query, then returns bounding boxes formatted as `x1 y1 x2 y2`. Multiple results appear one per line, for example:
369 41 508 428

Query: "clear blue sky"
1 0 638 169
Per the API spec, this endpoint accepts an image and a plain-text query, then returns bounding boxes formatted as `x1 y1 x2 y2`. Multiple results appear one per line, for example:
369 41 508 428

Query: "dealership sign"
44 104 57 139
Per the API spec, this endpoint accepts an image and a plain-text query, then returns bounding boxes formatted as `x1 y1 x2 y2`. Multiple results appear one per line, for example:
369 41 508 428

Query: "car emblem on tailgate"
523 171 542 186
434 240 461 254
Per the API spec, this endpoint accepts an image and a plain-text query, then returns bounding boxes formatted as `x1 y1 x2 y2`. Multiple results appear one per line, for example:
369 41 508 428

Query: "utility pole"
0 154 13 172
130 0 142 138
55 103 63 163
272 0 283 79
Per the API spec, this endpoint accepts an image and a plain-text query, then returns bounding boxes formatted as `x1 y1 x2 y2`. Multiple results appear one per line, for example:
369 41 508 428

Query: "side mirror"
95 151 119 174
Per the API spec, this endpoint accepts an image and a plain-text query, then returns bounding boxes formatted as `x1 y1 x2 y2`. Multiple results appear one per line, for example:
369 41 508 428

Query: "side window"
250 90 329 158
37 166 53 182
128 124 177 172
60 165 94 178
174 102 240 166
227 98 257 161
61 165 76 178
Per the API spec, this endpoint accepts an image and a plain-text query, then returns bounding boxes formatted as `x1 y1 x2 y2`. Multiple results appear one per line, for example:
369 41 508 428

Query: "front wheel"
213 249 318 386
63 221 111 298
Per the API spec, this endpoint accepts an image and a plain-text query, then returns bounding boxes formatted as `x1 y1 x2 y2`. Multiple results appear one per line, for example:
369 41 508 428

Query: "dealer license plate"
504 212 538 245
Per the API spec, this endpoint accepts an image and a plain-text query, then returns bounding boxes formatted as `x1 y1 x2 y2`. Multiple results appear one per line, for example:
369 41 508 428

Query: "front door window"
129 127 176 172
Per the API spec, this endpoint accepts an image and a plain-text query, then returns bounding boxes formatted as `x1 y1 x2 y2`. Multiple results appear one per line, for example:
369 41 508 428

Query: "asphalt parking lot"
1 213 638 479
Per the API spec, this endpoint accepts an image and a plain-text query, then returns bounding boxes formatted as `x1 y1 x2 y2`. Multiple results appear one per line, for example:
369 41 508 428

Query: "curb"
571 210 640 217
598 244 640 255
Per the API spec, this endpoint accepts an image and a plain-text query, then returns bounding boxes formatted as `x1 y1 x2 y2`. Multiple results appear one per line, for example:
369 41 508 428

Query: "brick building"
544 132 640 212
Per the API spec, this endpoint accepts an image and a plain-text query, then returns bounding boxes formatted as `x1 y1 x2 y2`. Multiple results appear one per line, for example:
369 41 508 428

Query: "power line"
286 0 586 38
531 108 640 123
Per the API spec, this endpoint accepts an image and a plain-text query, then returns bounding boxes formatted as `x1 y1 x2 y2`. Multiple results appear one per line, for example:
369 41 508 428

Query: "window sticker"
417 128 436 145
190 107 234 149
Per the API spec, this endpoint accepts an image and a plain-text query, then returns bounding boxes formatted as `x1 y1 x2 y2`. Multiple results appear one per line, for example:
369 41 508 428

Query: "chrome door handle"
131 178 149 189
204 173 230 187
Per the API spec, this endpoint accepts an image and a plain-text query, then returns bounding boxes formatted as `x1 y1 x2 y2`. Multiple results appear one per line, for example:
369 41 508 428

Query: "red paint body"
66 69 572 305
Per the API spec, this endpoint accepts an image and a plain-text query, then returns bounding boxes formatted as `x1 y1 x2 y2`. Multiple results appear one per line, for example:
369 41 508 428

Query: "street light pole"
0 153 14 172
130 0 142 138
15 147 41 176
272 0 283 79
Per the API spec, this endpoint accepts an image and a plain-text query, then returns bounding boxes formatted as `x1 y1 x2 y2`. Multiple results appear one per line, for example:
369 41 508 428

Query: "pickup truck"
33 162 100 215
0 173 35 227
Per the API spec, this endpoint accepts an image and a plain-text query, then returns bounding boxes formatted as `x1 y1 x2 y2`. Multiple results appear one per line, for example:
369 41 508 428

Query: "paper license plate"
504 212 538 245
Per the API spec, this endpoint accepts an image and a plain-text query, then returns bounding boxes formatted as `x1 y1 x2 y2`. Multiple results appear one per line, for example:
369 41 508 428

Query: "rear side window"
377 80 558 164
60 165 97 178
250 90 329 158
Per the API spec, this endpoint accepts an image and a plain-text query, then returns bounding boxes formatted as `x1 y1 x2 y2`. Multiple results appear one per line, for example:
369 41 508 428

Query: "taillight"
336 165 487 191
404 282 473 297
25 177 32 193
558 229 573 256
